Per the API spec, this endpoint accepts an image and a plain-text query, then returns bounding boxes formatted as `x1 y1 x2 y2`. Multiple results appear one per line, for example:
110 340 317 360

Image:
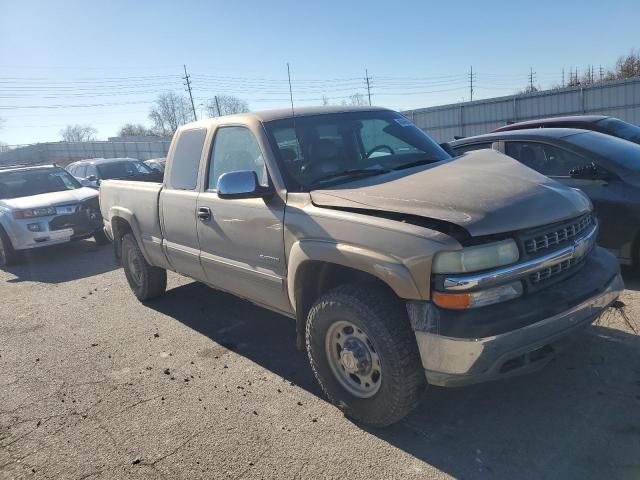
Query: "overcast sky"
1 0 639 145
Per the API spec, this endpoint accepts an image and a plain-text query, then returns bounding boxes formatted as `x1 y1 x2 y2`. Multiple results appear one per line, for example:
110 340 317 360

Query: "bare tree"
148 92 193 136
341 93 368 106
118 123 155 137
59 124 98 142
321 95 330 106
0 142 9 153
206 95 250 117
612 49 640 79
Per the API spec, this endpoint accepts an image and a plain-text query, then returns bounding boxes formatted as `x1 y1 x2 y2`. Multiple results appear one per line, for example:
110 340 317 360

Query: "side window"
66 165 76 176
169 128 207 190
505 142 591 176
76 165 87 178
85 165 98 178
453 142 492 155
208 126 267 190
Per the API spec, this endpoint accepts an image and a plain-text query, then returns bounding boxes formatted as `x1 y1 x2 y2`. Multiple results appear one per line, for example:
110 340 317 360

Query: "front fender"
287 239 422 311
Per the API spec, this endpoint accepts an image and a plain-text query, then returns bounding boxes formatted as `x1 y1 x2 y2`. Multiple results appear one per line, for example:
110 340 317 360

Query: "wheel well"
293 261 395 346
111 217 133 261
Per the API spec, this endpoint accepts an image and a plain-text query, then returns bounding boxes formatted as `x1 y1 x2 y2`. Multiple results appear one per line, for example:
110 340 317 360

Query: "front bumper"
8 207 103 251
412 247 623 387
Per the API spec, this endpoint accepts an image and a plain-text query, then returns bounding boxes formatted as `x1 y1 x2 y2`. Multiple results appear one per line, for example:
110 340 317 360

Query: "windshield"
564 131 640 172
264 111 450 190
596 117 640 144
97 160 153 179
0 168 82 199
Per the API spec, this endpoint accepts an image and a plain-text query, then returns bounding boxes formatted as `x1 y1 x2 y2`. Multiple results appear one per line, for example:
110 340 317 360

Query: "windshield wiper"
309 168 390 188
393 158 440 170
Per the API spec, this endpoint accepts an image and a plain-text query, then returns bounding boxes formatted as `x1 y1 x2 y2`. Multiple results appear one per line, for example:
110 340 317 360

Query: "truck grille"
529 258 577 284
524 214 592 255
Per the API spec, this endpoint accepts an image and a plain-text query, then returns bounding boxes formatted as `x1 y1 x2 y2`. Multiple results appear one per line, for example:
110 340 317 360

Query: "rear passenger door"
196 125 289 312
160 128 208 281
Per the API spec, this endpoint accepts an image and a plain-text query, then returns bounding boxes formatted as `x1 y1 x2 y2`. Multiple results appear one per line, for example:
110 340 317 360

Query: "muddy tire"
121 233 166 301
306 284 426 427
93 228 111 245
0 226 19 267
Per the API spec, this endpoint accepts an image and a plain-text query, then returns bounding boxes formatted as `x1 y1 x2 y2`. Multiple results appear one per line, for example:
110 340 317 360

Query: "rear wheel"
121 233 166 301
0 226 19 267
306 284 426 427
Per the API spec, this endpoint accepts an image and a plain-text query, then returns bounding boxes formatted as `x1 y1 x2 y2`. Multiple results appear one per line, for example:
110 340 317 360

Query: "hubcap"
325 320 382 398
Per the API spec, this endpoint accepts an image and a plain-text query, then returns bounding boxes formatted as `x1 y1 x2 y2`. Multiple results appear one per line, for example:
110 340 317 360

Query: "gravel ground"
1 239 639 480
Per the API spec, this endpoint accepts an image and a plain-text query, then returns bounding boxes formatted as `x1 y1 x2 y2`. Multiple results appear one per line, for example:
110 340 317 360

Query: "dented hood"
310 150 591 237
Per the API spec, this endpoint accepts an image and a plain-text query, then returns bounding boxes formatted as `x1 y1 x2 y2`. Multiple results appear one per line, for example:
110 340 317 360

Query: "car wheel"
306 284 426 428
121 233 166 301
93 229 111 245
0 226 19 267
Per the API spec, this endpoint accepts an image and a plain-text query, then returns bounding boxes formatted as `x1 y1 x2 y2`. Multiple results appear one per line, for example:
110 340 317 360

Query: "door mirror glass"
86 175 97 182
217 170 271 199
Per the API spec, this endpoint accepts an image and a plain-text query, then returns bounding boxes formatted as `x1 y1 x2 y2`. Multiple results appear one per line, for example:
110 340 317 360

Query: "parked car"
100 107 622 427
0 164 109 266
66 157 162 188
450 128 640 266
144 157 166 172
492 115 640 145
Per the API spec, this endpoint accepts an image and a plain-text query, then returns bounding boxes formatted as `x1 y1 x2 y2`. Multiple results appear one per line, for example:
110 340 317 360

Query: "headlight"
13 207 57 219
432 239 519 274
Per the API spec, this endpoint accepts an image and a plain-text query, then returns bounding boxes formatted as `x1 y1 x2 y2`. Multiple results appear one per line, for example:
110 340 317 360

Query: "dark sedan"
492 115 640 145
450 128 640 266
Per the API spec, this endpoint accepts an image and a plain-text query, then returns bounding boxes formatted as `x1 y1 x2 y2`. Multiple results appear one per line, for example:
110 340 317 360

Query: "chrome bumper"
416 272 624 387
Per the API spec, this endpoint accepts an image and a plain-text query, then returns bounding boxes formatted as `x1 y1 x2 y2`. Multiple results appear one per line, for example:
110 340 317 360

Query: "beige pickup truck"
100 106 623 427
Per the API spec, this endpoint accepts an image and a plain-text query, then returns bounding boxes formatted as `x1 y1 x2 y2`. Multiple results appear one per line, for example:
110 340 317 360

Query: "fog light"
27 223 42 232
433 281 523 309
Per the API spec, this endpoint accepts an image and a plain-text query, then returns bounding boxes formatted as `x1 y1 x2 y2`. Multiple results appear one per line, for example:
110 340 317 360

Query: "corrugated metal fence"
0 139 171 166
402 77 640 142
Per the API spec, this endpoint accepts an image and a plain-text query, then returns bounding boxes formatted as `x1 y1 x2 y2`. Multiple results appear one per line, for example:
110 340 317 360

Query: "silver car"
0 164 109 266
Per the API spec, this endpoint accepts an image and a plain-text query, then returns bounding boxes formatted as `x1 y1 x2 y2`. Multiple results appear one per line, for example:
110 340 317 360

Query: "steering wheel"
366 144 395 158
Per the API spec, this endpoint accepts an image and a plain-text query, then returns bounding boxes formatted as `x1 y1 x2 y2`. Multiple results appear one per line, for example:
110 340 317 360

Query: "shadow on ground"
1 239 117 284
148 281 640 480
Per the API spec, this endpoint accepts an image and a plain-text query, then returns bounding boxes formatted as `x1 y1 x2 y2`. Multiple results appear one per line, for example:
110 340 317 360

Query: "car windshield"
564 131 640 172
97 160 153 179
596 117 640 144
0 168 81 199
264 111 450 190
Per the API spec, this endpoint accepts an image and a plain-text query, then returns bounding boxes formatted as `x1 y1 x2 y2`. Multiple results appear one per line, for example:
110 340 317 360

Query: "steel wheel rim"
127 249 143 287
325 320 382 398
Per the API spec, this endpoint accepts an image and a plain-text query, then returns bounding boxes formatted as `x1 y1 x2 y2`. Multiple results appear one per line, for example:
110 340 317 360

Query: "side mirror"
217 171 272 199
86 175 97 182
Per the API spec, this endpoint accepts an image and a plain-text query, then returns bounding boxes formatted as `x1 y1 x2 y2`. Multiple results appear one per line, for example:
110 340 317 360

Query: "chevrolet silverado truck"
100 106 623 427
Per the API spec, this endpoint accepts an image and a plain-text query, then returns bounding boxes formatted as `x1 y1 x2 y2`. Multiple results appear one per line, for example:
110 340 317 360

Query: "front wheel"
93 228 111 245
121 233 166 301
0 226 19 267
306 284 426 428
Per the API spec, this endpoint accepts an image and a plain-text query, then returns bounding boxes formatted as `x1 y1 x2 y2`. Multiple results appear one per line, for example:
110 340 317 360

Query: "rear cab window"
168 128 207 190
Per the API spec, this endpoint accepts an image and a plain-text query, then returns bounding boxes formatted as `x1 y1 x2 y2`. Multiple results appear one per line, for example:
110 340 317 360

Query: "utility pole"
562 68 565 88
469 66 474 101
286 63 295 116
529 67 536 91
214 96 222 117
599 65 604 82
183 64 197 121
365 69 372 106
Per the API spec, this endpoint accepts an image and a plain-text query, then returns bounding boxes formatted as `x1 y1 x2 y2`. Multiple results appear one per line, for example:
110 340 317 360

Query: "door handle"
197 206 212 221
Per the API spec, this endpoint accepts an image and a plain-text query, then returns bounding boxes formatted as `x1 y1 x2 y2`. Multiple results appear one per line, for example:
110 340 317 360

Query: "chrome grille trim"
525 214 592 255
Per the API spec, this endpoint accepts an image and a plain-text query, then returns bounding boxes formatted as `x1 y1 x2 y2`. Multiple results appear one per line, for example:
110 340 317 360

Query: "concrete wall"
0 139 171 166
402 77 640 142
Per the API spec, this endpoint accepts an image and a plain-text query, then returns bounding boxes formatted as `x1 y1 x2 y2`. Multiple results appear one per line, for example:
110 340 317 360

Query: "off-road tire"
306 284 426 427
93 229 111 245
121 233 166 301
0 226 19 267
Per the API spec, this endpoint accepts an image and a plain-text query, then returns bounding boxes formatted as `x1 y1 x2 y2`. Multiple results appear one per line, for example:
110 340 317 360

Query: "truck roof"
184 105 391 129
